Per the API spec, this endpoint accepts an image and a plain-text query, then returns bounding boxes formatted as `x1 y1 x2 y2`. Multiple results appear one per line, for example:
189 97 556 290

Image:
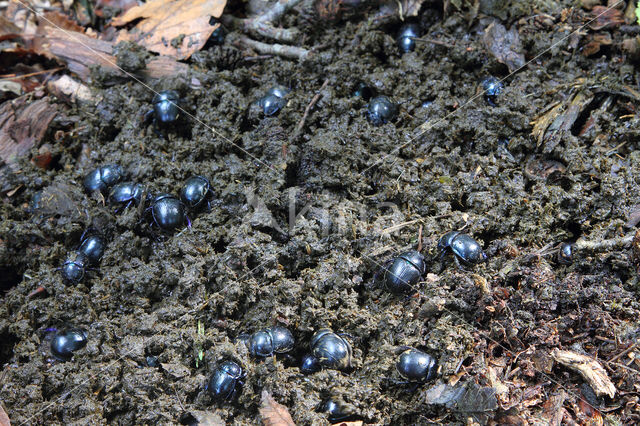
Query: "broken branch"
224 0 303 43
292 78 329 139
551 349 616 398
234 35 309 60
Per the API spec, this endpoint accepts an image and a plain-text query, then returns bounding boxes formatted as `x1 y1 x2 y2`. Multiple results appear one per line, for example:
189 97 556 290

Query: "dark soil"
2 1 640 424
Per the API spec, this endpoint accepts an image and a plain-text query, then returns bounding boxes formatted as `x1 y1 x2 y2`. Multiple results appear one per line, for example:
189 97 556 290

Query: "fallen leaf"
582 33 612 56
589 6 624 30
112 0 227 59
551 349 616 398
26 25 121 82
0 402 10 426
95 0 137 18
483 22 525 73
259 390 296 426
0 96 58 171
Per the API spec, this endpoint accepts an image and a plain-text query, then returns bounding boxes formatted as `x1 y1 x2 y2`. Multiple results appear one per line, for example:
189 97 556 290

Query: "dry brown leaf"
589 6 624 30
0 402 10 426
0 96 58 170
483 22 525 73
29 26 120 81
112 0 226 59
551 349 616 398
483 24 520 66
582 33 612 56
259 390 296 426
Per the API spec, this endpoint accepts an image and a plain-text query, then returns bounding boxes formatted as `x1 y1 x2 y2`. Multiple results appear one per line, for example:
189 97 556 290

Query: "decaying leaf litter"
1 0 640 423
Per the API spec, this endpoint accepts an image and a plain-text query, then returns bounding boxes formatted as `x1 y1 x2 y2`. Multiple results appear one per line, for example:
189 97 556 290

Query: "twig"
417 225 423 252
292 78 329 138
574 232 635 252
223 0 303 43
234 35 310 60
0 66 64 80
609 342 639 363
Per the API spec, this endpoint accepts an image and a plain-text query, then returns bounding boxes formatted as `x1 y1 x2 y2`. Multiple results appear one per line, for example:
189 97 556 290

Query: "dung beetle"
209 360 245 401
317 399 354 423
210 26 225 45
382 250 426 294
147 194 189 232
77 234 106 265
180 176 213 210
558 242 573 264
481 77 503 107
147 90 180 124
353 82 374 101
438 231 487 265
83 164 124 193
396 347 438 382
366 96 398 126
109 182 144 210
248 326 295 357
397 23 420 53
258 86 288 116
304 328 352 372
50 329 88 361
60 253 88 282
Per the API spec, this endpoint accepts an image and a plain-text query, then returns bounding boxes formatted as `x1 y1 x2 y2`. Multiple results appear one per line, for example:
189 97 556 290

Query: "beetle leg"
143 109 154 126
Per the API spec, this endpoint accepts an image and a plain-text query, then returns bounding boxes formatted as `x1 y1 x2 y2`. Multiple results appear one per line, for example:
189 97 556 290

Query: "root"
224 0 308 59
233 35 310 60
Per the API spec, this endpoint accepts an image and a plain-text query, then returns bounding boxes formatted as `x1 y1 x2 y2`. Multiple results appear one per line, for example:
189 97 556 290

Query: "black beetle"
248 326 295 357
209 360 245 400
481 77 503 107
109 182 144 210
210 26 225 45
60 253 88 282
258 86 288 116
317 399 354 423
306 328 352 372
396 347 438 382
353 82 375 101
438 231 487 265
397 23 420 53
180 176 213 210
148 90 180 124
558 242 573 264
77 234 106 265
50 329 88 361
366 96 398 126
147 194 189 232
382 250 426 294
83 164 124 193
